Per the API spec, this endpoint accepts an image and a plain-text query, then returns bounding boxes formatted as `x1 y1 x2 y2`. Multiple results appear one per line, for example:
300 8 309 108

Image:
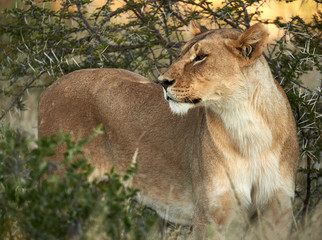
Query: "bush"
0 125 157 239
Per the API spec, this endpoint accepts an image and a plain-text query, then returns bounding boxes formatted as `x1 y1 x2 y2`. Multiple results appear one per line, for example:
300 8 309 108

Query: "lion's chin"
169 100 193 115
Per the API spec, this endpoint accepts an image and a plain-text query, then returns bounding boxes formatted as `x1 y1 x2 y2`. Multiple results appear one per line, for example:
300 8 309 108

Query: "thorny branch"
180 0 239 28
0 24 38 30
106 41 183 52
303 130 312 215
74 0 104 44
123 0 168 46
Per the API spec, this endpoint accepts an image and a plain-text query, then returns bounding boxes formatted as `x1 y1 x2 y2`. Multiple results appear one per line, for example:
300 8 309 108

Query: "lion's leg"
192 190 209 240
192 217 207 240
256 190 293 240
192 192 235 240
210 193 233 226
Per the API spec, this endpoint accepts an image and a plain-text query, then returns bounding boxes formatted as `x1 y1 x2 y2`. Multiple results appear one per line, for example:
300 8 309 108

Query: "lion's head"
158 22 269 115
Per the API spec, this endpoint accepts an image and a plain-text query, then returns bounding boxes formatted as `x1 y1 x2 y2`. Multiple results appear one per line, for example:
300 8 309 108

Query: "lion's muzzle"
157 77 175 90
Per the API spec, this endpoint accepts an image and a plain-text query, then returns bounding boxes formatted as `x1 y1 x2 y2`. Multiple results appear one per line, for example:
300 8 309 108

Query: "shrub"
0 125 157 239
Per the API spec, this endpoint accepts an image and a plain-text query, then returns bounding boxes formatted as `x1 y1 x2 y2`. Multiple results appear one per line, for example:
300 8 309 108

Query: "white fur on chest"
210 146 282 212
232 151 281 209
209 99 282 210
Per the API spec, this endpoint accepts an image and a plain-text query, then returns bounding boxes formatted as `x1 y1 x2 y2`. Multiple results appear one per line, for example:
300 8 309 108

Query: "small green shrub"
0 125 157 239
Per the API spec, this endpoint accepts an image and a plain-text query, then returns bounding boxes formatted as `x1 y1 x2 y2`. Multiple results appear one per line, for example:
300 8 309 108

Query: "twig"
291 80 315 94
159 3 173 64
0 72 45 120
94 0 112 24
74 0 94 34
302 130 312 216
123 0 167 45
74 0 103 43
104 41 182 52
240 0 250 28
180 0 239 28
96 4 133 28
0 24 38 30
170 11 188 26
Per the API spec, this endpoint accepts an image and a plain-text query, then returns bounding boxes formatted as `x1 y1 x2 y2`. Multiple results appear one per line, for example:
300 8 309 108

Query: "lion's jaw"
161 88 195 115
168 100 194 115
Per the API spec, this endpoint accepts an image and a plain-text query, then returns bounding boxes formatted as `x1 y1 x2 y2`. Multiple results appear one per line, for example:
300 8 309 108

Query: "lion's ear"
188 21 208 39
225 23 269 66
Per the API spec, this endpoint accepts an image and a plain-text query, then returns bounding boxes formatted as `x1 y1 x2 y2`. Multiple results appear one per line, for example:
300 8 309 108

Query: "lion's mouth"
163 88 201 105
166 95 178 102
188 98 201 104
167 95 201 104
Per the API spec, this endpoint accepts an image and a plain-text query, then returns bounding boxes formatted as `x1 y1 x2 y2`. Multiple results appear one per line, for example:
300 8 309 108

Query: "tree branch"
74 0 102 43
291 80 316 94
180 0 239 28
0 24 38 31
106 41 183 52
123 0 167 45
96 4 135 28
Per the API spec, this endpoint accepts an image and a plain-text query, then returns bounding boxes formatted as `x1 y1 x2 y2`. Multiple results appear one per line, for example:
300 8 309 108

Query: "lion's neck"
206 59 280 159
208 100 273 159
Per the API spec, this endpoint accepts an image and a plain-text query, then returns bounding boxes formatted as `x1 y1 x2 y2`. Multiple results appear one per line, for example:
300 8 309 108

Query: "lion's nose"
158 78 176 90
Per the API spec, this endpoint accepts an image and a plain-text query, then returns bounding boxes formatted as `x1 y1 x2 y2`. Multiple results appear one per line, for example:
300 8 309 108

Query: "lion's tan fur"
38 23 298 239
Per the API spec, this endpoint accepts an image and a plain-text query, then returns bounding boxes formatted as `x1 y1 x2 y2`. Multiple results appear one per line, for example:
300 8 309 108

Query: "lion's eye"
194 54 207 62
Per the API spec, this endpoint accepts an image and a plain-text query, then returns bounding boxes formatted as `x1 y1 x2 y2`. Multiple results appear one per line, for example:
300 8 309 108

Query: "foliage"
0 0 321 238
265 11 321 213
0 125 157 239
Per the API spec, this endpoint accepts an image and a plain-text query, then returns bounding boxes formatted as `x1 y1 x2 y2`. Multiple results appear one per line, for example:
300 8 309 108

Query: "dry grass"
81 201 322 240
160 202 322 240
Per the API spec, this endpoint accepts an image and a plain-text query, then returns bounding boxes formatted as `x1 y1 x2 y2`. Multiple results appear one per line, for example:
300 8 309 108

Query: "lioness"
38 22 298 239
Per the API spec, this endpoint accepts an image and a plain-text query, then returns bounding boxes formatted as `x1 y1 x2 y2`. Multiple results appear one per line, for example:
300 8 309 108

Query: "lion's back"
38 69 161 138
